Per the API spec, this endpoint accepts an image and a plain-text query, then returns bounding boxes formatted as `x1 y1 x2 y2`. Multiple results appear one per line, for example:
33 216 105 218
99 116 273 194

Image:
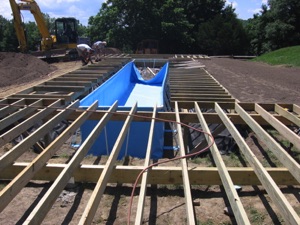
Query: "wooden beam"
275 104 300 127
1 163 297 185
68 110 293 126
216 103 300 225
79 103 137 225
135 105 157 225
11 94 73 102
0 99 41 131
293 104 300 115
171 93 231 98
23 101 115 225
45 81 92 86
171 97 234 102
255 103 300 150
0 100 79 173
0 99 62 147
34 85 86 92
0 98 25 118
235 103 300 183
196 102 250 224
54 77 99 82
0 100 85 213
175 102 196 225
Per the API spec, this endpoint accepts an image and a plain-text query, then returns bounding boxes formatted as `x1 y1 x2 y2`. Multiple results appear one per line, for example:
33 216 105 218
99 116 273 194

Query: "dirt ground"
0 54 299 224
0 52 82 98
201 57 300 105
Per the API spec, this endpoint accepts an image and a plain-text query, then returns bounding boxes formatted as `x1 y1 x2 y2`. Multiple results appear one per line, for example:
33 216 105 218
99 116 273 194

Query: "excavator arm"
9 0 53 51
9 0 27 52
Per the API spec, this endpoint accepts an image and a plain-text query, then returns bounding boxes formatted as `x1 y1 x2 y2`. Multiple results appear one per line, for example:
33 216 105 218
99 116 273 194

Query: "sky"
1 0 269 26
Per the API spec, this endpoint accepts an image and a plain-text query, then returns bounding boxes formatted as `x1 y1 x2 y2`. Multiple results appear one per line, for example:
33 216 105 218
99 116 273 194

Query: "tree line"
0 0 299 55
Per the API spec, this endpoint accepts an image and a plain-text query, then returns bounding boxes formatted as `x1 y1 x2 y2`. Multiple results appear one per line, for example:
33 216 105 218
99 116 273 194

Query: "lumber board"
0 100 79 173
275 104 300 127
170 89 227 94
1 163 297 185
195 102 250 224
34 85 86 92
293 104 300 115
175 102 196 225
23 101 114 225
0 100 84 213
68 110 292 126
45 81 92 86
171 96 234 102
53 77 99 82
0 99 41 131
255 103 300 150
216 103 300 225
79 103 137 225
135 105 157 225
0 98 25 118
0 98 8 109
171 93 231 98
62 73 105 78
235 103 300 183
11 94 73 102
0 99 62 147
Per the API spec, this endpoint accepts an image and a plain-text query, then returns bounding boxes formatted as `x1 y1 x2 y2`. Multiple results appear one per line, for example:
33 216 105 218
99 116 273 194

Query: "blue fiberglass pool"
79 61 169 159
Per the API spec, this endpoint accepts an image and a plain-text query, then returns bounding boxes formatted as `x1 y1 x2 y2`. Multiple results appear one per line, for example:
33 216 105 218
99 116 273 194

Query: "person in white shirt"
76 44 94 66
92 41 107 62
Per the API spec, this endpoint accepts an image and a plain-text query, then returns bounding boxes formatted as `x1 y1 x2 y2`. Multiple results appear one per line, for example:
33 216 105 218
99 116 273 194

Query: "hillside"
253 45 300 67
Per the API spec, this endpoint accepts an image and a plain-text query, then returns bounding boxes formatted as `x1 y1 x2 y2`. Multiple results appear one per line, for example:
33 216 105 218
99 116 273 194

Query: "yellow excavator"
9 0 81 60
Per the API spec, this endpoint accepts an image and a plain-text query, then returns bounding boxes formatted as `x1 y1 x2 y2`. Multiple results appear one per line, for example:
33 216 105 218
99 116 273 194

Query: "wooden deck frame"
255 103 300 149
216 103 300 225
0 100 79 174
195 102 250 224
0 99 62 147
175 102 196 225
135 105 157 225
24 102 117 225
79 103 136 225
1 163 297 185
235 103 300 183
0 56 299 224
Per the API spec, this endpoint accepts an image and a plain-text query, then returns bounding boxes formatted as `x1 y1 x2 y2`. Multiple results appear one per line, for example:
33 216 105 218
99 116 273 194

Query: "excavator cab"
54 17 78 49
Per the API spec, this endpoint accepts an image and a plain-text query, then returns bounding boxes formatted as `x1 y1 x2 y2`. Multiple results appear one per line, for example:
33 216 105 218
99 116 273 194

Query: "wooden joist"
195 102 250 224
216 103 300 225
79 103 135 225
174 103 196 224
135 105 157 225
0 57 299 224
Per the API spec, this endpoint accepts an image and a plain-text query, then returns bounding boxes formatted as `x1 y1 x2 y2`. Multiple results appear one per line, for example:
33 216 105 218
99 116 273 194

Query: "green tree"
0 16 18 52
87 0 250 54
24 21 40 51
267 0 300 48
247 0 300 54
194 4 249 55
159 0 193 53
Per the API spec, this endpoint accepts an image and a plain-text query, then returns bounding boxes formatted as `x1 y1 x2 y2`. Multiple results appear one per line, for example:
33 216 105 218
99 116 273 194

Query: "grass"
247 206 266 224
252 45 300 67
190 154 213 167
0 183 6 191
222 151 248 167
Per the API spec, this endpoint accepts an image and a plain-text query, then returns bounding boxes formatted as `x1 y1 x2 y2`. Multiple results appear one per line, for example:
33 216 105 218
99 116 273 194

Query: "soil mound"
105 47 122 54
0 52 56 88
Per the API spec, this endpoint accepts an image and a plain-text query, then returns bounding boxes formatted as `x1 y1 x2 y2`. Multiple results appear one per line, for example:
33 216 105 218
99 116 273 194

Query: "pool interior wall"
79 60 169 159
